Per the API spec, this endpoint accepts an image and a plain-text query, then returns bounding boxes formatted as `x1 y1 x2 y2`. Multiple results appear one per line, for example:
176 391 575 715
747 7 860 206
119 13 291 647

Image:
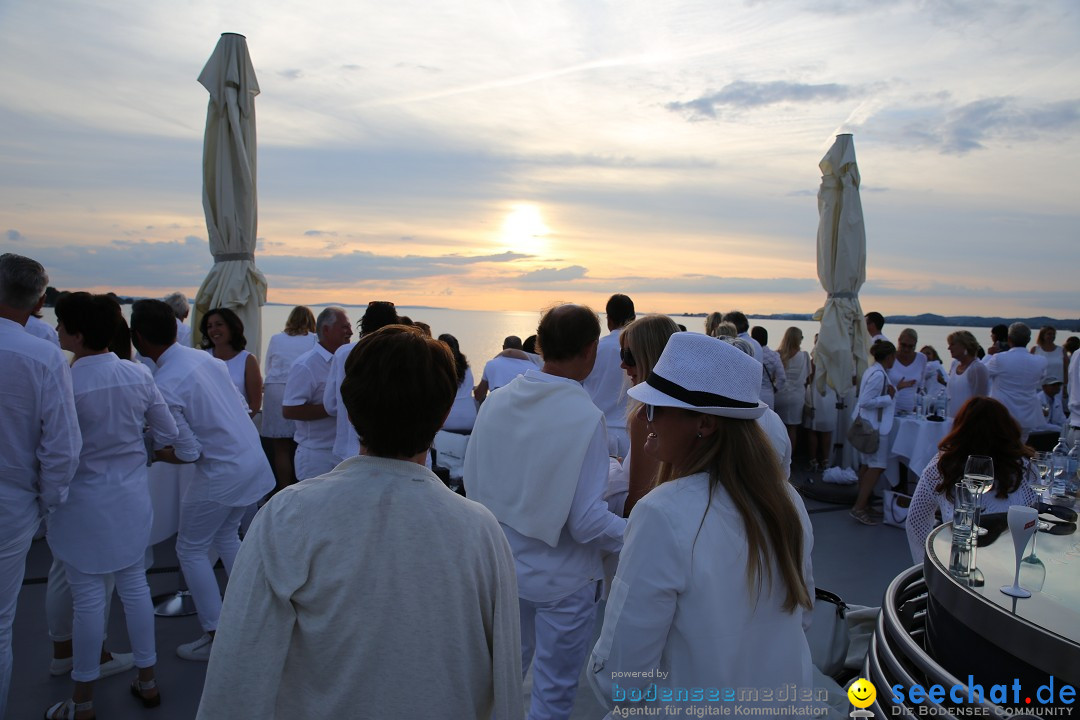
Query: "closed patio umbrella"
813 134 870 462
192 33 267 358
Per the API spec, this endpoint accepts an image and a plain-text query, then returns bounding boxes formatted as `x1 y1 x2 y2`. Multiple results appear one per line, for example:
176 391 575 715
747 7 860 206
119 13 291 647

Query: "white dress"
443 367 478 433
947 359 990 417
262 332 317 438
888 352 927 414
775 351 809 425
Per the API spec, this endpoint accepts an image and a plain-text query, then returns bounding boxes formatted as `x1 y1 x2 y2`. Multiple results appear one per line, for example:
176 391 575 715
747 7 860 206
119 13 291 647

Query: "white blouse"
263 332 316 384
47 353 178 573
947 359 990 417
589 473 815 712
888 352 927 414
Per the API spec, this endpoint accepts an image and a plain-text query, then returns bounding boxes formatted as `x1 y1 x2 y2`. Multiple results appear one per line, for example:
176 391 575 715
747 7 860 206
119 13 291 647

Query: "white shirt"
1070 351 1080 427
947 359 989 417
26 314 60 346
1037 390 1066 429
758 345 786 409
153 343 274 507
176 318 192 348
986 347 1047 434
284 343 336 451
481 354 536 392
322 341 360 461
477 370 625 602
757 408 792 479
738 331 764 363
589 474 814 709
47 353 178 573
888 352 927 414
208 348 251 411
264 332 316 384
582 329 630 432
0 318 81 536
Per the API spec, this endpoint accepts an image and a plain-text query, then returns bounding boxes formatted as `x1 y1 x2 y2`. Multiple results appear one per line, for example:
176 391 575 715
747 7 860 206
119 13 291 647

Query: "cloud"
857 96 1080 154
517 265 588 283
6 229 25 242
667 81 859 120
278 68 304 80
303 230 338 237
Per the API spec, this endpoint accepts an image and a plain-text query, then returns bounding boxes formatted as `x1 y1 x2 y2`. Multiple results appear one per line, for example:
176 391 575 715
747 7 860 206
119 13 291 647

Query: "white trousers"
64 559 157 681
520 581 601 720
176 500 245 632
294 445 338 481
0 520 36 719
46 558 113 642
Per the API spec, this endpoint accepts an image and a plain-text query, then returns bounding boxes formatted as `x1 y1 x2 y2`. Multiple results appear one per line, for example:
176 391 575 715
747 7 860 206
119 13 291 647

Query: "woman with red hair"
905 396 1038 562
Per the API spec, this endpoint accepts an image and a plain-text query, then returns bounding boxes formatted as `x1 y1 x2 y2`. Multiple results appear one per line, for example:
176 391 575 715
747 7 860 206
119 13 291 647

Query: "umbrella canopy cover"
193 33 267 357
813 134 869 396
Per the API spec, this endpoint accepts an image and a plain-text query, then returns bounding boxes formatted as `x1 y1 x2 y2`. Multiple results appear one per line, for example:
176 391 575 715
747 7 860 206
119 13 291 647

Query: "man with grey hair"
986 322 1047 438
284 307 353 480
0 254 81 717
163 291 192 347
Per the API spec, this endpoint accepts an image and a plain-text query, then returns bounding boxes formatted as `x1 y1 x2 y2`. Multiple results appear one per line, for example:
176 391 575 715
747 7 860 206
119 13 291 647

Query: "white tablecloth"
148 462 197 545
884 415 953 488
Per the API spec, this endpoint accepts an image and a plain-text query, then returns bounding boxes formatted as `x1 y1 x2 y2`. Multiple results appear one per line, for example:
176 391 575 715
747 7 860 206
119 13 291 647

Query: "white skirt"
260 383 296 439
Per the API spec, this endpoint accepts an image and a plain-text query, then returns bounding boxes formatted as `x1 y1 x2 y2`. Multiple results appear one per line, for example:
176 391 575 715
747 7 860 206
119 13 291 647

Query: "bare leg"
786 425 798 459
818 431 833 467
854 465 882 512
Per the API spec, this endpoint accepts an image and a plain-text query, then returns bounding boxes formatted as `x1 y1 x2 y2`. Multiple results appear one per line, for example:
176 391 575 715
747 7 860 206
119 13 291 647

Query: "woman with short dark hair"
47 293 179 718
905 396 1037 562
199 325 524 719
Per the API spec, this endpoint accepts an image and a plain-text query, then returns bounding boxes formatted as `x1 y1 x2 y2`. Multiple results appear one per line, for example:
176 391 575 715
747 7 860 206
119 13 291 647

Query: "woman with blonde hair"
946 330 989 416
616 314 680 515
588 333 814 714
774 327 810 454
262 306 317 491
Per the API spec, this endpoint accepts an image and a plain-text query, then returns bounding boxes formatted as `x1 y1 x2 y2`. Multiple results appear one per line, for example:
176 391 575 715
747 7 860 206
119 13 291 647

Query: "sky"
1 0 1078 317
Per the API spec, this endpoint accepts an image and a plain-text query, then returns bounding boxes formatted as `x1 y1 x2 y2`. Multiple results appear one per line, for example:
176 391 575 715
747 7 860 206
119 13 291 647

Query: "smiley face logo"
847 678 876 709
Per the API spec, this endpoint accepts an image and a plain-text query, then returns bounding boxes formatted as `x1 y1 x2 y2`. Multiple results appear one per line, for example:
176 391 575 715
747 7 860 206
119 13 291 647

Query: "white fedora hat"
627 331 767 419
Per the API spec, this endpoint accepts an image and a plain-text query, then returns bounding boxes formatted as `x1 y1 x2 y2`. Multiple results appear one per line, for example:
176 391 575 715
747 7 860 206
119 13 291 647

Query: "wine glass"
1033 452 1051 500
963 455 994 537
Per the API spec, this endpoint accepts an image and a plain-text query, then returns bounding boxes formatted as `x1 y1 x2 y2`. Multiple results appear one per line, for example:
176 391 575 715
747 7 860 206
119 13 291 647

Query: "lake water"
40 303 996 371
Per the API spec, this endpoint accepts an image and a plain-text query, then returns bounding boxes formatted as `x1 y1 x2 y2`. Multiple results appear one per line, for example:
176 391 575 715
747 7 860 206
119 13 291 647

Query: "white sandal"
44 698 95 720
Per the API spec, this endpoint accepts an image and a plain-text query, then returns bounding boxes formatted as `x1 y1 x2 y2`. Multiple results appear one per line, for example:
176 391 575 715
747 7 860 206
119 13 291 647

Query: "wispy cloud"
303 230 338 237
667 81 860 120
857 96 1080 154
517 265 588 283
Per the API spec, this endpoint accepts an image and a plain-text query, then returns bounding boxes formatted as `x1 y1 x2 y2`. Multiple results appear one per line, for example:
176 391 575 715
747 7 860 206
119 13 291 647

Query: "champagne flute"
964 455 994 537
1001 506 1039 598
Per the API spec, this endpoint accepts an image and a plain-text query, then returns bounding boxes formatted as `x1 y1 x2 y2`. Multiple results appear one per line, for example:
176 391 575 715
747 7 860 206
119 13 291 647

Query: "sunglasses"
620 347 636 367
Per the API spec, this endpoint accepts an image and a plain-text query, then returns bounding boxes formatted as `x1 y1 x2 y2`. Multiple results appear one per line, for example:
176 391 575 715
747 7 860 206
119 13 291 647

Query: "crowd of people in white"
2 250 1075 719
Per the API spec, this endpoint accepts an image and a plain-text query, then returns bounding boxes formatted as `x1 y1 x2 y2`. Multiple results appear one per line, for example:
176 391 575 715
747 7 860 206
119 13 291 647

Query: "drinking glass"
963 455 994 537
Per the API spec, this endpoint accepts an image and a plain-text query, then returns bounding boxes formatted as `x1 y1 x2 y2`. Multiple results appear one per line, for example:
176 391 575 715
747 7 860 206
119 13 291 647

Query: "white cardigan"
853 364 895 435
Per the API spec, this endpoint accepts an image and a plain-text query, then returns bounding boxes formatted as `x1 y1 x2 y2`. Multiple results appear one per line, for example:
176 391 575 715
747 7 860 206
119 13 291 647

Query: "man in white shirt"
986 322 1047 439
324 301 400 464
0 254 81 718
583 294 635 457
26 313 61 346
865 311 889 344
284 306 353 479
473 336 537 404
163 291 192 347
130 299 274 662
723 310 764 362
1069 350 1080 448
465 304 626 720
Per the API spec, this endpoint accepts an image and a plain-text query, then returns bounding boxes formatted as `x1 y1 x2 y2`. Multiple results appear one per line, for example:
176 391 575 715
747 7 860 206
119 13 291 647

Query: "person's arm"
143 377 179 449
154 397 201 464
196 501 299 719
37 360 82 513
322 351 344 417
473 378 489 405
623 411 657 517
244 354 263 415
588 499 683 709
906 460 943 564
969 361 991 397
566 422 626 552
862 372 894 409
486 520 526 720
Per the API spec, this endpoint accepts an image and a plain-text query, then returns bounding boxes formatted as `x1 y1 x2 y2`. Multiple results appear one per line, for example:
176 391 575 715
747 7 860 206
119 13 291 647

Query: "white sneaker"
177 633 214 661
49 652 134 678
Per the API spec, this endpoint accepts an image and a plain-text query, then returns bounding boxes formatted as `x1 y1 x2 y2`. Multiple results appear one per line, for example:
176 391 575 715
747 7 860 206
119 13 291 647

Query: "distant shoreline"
42 293 1080 332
